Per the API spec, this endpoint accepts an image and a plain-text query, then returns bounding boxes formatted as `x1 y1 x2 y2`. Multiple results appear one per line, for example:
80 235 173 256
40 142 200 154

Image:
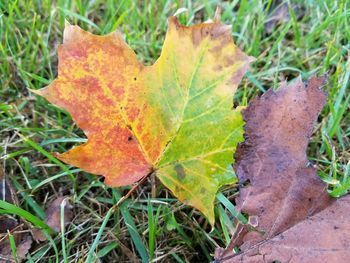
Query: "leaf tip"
167 16 181 29
64 19 71 28
63 22 85 44
214 6 222 22
306 74 328 90
247 55 256 63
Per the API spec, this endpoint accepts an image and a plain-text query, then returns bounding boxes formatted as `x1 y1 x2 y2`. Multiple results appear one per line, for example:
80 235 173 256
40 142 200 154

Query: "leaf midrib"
153 40 210 168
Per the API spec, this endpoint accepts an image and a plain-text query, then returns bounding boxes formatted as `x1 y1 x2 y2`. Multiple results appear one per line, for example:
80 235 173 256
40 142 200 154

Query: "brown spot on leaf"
186 20 232 46
174 163 186 181
213 65 223 71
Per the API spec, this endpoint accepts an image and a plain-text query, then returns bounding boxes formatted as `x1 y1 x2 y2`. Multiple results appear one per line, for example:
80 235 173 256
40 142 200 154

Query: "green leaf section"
157 108 244 224
148 18 250 224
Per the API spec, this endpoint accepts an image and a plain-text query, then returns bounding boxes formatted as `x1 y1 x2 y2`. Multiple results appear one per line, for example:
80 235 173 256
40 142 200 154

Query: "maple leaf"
215 76 350 262
33 12 253 224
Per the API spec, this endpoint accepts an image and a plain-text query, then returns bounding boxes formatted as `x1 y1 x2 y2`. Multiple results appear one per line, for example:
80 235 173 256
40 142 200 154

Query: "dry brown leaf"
264 2 304 34
0 235 32 263
45 196 73 232
214 76 350 262
0 166 32 262
33 196 73 242
264 3 290 33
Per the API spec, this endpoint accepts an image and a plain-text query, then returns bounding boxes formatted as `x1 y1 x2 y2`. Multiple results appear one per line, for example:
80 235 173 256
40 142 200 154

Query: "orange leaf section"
35 24 151 186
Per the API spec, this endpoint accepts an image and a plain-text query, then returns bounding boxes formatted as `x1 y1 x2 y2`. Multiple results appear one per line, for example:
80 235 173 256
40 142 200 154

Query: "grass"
0 0 349 262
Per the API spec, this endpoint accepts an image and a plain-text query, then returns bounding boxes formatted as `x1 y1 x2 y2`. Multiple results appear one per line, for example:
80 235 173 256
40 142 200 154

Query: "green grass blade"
0 200 53 234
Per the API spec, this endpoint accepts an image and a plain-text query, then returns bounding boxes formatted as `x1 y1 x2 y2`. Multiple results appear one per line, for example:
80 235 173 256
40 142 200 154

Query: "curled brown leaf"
215 76 350 262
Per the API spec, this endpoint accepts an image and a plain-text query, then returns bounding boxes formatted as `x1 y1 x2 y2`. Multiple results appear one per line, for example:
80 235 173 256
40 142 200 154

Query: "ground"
0 0 349 262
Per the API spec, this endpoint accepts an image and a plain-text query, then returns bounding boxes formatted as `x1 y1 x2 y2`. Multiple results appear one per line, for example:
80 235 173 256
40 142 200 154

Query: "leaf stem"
111 170 154 210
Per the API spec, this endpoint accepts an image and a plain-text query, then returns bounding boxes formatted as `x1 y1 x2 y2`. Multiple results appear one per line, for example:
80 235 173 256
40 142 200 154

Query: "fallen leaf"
264 2 290 34
32 196 73 242
264 2 304 34
0 235 32 263
45 196 73 232
216 196 350 262
0 166 32 262
235 76 330 244
214 76 350 262
34 10 253 223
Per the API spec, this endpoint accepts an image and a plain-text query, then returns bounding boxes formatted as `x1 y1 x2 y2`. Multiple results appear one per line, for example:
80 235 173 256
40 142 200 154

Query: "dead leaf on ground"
0 166 32 262
264 2 304 34
45 196 73 232
33 196 73 242
214 76 350 262
265 2 290 34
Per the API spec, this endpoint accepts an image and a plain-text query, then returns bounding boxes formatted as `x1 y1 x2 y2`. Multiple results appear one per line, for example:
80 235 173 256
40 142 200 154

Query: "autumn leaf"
33 12 253 224
214 76 350 262
234 76 330 243
217 196 350 262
